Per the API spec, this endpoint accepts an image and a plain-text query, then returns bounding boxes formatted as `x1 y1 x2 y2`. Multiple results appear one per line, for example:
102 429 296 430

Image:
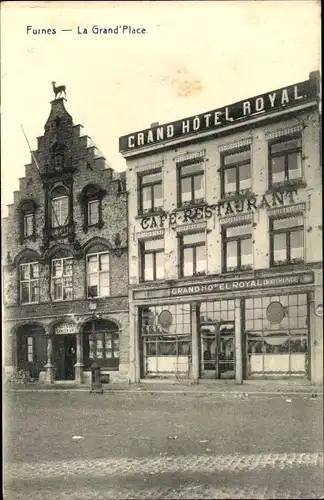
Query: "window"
88 332 119 360
269 137 302 185
140 238 164 281
80 184 105 231
83 319 119 369
51 186 69 228
51 257 73 301
180 232 206 277
27 336 34 363
221 149 251 198
139 171 163 214
20 262 40 304
246 294 309 377
270 215 304 266
19 199 37 243
222 225 252 272
87 252 110 298
178 163 204 207
88 199 99 226
24 214 34 237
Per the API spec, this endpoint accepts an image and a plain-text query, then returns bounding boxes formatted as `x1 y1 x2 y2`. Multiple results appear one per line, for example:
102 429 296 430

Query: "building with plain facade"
119 71 322 385
3 97 129 385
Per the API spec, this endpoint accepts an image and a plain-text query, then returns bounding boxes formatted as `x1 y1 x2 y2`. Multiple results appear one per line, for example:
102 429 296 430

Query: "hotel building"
119 71 322 385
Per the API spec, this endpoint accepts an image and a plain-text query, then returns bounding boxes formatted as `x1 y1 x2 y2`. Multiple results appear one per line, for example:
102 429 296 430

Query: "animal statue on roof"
52 81 67 99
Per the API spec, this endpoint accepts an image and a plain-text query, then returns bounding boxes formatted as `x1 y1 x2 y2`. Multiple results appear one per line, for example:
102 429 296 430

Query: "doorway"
200 321 235 379
54 335 77 380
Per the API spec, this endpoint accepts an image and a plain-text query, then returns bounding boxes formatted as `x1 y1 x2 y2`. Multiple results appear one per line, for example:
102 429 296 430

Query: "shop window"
269 136 302 186
221 148 251 198
140 305 191 375
138 170 163 214
245 294 309 377
20 262 40 304
51 186 69 228
80 184 106 231
51 257 73 301
222 225 252 272
83 319 119 369
86 252 110 298
180 232 206 277
270 215 304 266
178 163 204 207
140 238 164 282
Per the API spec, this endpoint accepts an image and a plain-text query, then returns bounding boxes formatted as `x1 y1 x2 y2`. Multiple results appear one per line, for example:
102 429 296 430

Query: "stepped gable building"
3 95 129 385
119 70 322 385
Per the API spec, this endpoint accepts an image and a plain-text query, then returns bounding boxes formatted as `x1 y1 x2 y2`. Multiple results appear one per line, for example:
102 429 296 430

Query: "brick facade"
3 98 129 384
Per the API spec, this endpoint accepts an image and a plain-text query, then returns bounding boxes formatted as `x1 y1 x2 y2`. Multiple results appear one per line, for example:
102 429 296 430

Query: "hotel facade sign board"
170 273 314 297
119 78 317 153
133 272 314 300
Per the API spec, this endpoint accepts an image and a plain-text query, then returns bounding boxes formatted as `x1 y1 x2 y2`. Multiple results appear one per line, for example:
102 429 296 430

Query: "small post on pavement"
90 362 103 394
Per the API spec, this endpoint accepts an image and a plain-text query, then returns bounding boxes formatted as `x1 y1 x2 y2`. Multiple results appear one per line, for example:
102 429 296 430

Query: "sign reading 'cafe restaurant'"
119 78 317 152
140 188 298 230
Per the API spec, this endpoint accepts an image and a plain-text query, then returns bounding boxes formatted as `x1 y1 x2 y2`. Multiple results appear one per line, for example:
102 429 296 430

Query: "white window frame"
23 213 34 237
20 261 40 305
86 251 110 298
87 199 100 226
51 195 69 228
51 257 73 301
27 336 34 362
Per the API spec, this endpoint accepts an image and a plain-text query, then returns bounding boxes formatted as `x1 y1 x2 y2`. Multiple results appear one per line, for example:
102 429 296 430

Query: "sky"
1 0 321 217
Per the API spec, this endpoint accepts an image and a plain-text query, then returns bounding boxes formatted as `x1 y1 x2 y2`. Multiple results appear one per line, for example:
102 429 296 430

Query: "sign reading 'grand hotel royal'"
119 78 317 152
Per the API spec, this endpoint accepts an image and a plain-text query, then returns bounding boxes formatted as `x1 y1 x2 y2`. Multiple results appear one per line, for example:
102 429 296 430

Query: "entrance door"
200 322 235 379
54 335 76 381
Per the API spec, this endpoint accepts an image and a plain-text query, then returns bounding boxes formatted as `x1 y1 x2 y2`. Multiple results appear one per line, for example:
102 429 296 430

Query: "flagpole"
20 124 40 171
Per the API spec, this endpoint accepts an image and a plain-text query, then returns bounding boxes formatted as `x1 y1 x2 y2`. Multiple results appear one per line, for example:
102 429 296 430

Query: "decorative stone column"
74 332 84 384
44 330 54 384
191 303 200 382
235 298 243 384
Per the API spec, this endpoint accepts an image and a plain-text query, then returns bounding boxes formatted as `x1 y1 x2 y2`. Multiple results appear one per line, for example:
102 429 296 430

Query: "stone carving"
52 81 67 99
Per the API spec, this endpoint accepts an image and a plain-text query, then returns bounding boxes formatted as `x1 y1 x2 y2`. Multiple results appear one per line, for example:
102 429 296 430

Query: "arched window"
79 184 106 232
82 319 119 370
51 186 69 228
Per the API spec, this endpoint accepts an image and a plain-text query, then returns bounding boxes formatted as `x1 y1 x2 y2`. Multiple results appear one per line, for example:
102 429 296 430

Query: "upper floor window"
87 252 110 298
178 163 204 207
51 186 69 228
180 232 206 277
270 215 304 266
51 257 73 301
19 199 37 243
269 137 302 186
222 225 252 272
20 262 40 304
221 149 251 198
24 214 34 237
88 199 100 225
140 238 164 282
80 184 105 231
138 171 163 214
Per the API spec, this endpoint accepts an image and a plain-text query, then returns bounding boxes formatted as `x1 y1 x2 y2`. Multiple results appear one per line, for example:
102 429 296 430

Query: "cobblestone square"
4 391 324 499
